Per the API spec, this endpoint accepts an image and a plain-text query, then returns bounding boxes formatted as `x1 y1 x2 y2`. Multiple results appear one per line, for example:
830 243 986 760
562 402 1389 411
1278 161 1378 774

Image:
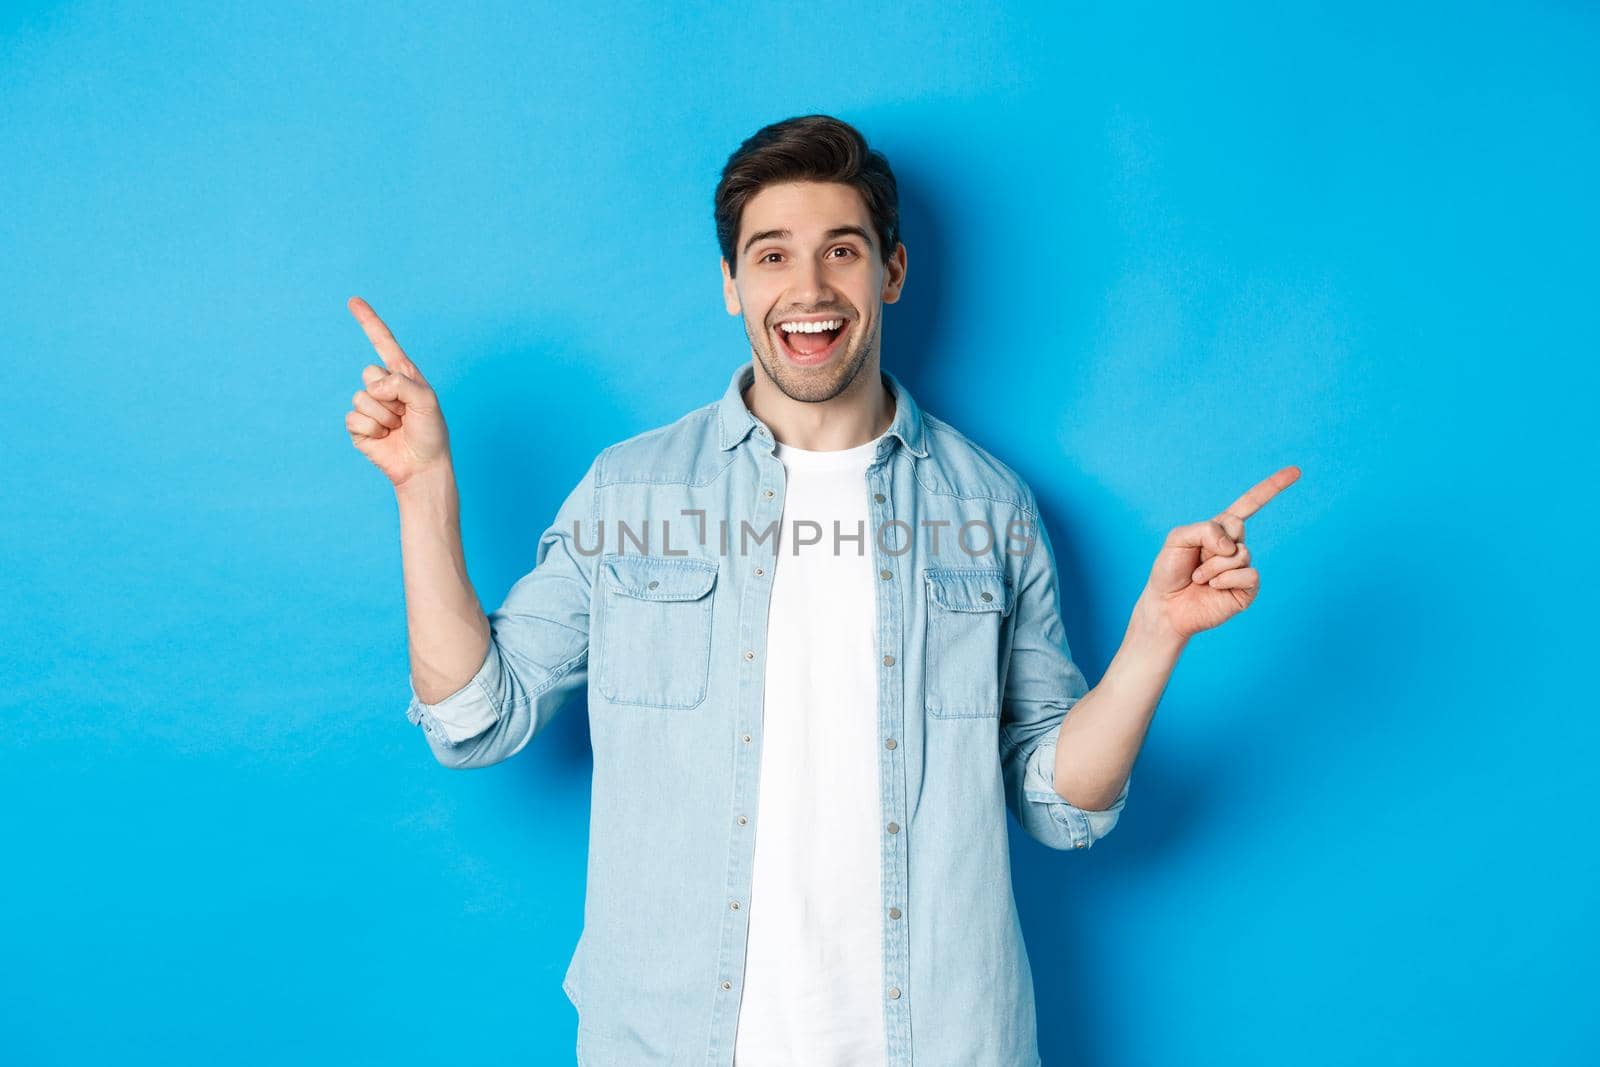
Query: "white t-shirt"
732 430 889 1067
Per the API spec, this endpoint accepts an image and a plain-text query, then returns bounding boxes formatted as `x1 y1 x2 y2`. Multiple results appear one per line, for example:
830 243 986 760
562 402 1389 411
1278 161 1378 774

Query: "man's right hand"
345 296 453 489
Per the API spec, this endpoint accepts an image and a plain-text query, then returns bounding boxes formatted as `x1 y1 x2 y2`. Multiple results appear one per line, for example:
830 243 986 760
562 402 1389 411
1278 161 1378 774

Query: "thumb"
369 370 435 410
1167 519 1236 557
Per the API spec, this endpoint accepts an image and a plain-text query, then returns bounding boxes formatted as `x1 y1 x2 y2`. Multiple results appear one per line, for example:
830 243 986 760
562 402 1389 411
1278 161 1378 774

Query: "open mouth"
774 319 849 366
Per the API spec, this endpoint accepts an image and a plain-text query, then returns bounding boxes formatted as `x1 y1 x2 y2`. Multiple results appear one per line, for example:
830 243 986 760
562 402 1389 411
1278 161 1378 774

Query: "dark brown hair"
714 114 900 278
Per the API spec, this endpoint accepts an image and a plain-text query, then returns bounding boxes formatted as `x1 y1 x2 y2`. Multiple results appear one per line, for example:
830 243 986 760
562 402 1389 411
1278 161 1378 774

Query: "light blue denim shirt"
405 360 1130 1066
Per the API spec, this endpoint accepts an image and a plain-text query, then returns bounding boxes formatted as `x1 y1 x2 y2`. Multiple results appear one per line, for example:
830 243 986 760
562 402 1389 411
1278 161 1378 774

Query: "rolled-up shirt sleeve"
999 484 1132 851
406 637 504 744
403 450 603 770
1020 732 1130 850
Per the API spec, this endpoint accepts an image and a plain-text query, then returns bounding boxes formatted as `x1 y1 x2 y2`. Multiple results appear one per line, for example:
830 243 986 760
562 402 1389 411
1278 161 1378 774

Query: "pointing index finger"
1220 465 1301 521
347 296 417 377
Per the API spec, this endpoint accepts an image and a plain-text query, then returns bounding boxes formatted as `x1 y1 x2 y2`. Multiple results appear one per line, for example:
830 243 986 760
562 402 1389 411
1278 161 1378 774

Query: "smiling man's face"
722 180 907 404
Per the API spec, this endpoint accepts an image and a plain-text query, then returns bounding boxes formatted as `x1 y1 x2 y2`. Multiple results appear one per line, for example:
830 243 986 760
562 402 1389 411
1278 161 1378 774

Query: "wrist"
394 460 456 499
393 462 460 518
1129 589 1188 659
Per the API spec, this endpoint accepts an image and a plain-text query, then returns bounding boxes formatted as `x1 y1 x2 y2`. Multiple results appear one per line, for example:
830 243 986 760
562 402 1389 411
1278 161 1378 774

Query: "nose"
792 256 834 307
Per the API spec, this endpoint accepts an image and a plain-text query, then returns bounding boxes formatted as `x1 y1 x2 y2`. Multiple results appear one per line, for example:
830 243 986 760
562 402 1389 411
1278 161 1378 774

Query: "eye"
760 246 857 264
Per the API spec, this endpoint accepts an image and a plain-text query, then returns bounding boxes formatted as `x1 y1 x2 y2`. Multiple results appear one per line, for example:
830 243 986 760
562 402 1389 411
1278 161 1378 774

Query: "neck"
743 358 895 451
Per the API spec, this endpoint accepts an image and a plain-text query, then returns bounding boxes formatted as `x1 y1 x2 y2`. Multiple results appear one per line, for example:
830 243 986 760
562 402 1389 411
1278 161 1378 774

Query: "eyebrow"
742 225 874 256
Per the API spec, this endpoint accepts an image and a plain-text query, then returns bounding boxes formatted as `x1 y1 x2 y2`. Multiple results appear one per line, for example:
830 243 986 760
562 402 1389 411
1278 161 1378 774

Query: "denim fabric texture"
405 361 1130 1065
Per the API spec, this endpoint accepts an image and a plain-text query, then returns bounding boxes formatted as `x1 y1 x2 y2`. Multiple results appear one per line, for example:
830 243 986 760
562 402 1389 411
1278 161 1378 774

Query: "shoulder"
917 411 1037 517
592 401 731 488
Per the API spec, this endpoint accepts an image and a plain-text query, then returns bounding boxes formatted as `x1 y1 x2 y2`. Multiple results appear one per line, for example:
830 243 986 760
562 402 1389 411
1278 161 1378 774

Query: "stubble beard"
748 315 876 405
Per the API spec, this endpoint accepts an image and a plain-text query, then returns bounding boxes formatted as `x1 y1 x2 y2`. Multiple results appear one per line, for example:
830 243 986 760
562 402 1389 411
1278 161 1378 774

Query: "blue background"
3 1 1594 1063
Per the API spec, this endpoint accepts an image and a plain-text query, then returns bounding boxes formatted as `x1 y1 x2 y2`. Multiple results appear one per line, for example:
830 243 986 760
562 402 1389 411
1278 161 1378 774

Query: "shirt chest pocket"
923 567 1013 720
597 554 719 709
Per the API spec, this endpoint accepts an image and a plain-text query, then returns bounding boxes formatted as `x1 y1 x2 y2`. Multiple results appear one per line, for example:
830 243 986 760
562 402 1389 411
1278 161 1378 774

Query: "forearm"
395 461 492 705
1052 592 1186 810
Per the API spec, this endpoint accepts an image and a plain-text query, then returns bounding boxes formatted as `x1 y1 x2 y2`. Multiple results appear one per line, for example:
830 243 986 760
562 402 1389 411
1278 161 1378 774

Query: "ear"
721 257 741 316
880 242 908 305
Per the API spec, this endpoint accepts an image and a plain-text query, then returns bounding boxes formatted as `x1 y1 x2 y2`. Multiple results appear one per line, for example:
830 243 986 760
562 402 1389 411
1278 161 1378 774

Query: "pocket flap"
925 567 1013 615
601 554 718 601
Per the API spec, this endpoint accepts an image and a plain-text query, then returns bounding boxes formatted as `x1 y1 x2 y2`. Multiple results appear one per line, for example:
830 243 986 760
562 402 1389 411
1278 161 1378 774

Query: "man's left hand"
1140 465 1301 640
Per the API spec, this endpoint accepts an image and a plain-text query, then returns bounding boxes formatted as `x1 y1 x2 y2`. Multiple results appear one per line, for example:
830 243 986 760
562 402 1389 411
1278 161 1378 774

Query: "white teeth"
779 319 844 333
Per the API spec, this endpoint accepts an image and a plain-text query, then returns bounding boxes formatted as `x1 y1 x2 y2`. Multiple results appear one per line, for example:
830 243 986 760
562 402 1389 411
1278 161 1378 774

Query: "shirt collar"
715 360 929 459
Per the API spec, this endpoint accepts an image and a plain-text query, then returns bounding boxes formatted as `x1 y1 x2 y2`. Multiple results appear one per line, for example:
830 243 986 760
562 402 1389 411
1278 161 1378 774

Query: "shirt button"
744 650 755 661
730 900 741 911
742 733 752 744
979 591 992 601
887 821 900 834
879 568 892 580
753 566 764 576
874 493 886 503
737 815 748 825
888 986 901 1000
763 488 774 498
1074 840 1087 849
885 738 897 749
889 907 902 919
648 580 660 590
882 654 895 667
722 980 733 991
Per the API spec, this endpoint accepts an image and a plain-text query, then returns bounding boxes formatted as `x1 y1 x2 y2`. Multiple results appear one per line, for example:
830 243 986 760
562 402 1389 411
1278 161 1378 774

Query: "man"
345 114 1297 1066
